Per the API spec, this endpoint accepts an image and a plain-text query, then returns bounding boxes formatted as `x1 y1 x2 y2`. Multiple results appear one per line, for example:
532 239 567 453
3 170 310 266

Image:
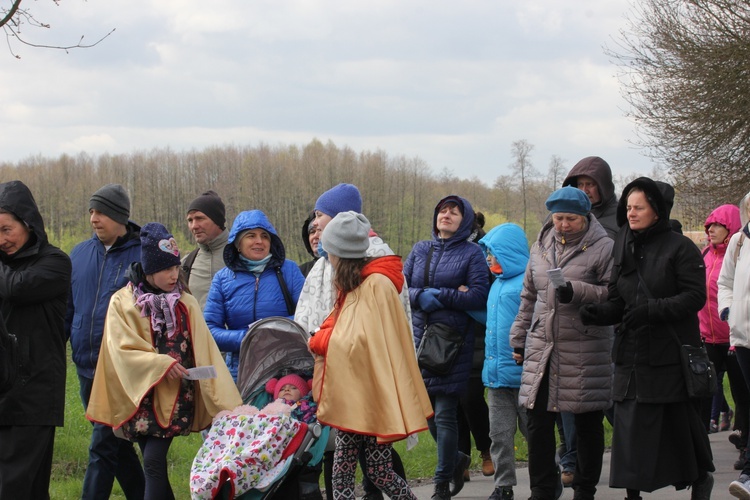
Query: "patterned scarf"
133 282 183 339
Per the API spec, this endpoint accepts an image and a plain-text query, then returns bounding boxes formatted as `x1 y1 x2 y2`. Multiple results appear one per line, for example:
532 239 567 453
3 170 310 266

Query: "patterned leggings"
332 431 416 500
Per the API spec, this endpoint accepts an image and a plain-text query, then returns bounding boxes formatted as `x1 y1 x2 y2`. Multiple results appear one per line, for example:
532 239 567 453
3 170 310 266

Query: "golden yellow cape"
86 285 242 432
313 273 433 443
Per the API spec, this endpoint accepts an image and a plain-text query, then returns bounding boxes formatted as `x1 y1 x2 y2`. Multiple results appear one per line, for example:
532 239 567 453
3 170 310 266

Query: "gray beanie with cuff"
321 211 370 259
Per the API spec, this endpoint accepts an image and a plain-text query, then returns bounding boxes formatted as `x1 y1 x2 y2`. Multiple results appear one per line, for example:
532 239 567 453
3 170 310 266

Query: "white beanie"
321 211 370 258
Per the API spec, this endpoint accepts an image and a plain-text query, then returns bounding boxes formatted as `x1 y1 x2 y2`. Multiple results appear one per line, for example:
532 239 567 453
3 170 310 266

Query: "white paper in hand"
184 366 218 380
546 268 567 289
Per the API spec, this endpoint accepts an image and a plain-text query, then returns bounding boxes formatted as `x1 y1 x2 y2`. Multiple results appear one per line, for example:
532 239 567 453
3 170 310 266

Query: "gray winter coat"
510 215 614 413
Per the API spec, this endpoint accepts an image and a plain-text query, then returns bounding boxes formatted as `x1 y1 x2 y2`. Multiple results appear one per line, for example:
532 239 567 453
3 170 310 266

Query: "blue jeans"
559 412 577 473
79 374 145 500
427 394 461 483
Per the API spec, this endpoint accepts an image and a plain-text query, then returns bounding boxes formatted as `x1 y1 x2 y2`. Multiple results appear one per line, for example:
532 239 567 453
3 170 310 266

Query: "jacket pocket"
648 327 680 366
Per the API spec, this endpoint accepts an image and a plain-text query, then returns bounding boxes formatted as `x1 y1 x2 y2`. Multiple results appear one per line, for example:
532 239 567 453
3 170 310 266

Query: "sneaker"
464 468 471 482
730 430 745 449
723 409 735 432
729 474 750 499
432 481 451 500
488 486 513 499
449 451 471 496
737 449 747 471
690 470 713 500
481 449 495 476
561 471 574 487
709 420 719 433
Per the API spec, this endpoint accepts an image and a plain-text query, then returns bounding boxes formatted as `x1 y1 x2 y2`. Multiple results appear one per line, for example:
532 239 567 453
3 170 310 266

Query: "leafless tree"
1 0 114 58
547 155 567 190
509 139 537 231
607 0 750 203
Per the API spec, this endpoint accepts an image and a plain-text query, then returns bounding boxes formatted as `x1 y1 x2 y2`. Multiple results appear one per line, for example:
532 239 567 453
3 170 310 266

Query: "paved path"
411 430 741 499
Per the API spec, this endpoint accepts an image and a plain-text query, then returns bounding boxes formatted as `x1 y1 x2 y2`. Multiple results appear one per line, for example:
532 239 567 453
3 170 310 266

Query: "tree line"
0 138 717 262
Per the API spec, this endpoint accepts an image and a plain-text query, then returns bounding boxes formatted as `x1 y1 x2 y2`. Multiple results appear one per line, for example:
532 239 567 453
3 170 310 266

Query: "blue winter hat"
314 183 362 218
545 186 591 216
140 222 182 275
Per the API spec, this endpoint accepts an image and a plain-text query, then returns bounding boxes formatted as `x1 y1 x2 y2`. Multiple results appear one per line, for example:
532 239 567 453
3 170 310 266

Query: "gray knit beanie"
89 184 130 225
321 211 371 259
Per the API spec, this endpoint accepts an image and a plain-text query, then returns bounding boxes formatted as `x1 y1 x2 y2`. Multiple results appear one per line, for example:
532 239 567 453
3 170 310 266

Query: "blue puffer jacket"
204 210 305 380
404 195 490 395
479 223 529 389
66 223 141 379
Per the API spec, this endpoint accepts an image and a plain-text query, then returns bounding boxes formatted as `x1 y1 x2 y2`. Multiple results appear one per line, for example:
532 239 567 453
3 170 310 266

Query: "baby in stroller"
191 317 326 500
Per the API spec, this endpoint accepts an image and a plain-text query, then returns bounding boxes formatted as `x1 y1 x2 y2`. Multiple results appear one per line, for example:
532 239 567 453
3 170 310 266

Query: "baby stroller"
191 317 327 500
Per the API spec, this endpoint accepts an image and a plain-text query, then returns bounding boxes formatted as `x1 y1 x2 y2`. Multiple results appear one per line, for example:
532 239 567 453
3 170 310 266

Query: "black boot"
691 471 713 500
431 481 450 500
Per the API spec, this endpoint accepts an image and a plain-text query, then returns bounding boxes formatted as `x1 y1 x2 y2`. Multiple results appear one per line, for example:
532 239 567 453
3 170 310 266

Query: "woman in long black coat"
0 180 72 499
580 177 714 499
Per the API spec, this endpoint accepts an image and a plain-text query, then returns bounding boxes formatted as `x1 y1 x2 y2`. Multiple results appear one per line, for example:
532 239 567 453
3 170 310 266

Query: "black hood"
0 180 47 246
616 177 672 228
301 211 316 258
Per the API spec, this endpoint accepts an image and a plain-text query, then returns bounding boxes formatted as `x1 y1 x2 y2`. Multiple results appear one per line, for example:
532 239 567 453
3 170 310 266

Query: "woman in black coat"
580 177 714 499
0 180 72 499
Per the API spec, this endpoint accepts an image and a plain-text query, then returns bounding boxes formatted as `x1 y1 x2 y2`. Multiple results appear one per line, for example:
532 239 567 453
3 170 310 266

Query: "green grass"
55 346 683 497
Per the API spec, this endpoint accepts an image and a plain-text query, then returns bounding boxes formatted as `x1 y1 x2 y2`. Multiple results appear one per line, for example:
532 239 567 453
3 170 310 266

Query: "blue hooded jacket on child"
478 223 530 388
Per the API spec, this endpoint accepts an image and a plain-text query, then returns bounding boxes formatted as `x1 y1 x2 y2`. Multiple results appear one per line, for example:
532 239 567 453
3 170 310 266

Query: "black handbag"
679 342 718 399
417 322 464 376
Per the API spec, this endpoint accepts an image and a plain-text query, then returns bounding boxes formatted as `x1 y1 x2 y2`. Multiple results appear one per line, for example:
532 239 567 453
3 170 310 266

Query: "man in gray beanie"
66 183 145 499
182 190 229 309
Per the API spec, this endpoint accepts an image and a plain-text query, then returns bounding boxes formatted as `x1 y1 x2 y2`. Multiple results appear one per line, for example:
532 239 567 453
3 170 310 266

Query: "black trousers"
457 376 492 454
526 372 604 500
0 425 55 500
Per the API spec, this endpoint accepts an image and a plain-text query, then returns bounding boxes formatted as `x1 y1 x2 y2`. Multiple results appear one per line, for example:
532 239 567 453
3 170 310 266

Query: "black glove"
579 304 599 325
557 281 574 304
622 304 649 330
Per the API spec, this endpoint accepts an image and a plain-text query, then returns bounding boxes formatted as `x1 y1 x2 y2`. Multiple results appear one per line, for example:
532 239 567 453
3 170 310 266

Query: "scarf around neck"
239 253 272 274
133 282 183 339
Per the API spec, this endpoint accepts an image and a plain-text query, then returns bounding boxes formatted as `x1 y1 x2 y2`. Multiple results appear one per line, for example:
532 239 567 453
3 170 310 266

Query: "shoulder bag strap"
276 267 296 316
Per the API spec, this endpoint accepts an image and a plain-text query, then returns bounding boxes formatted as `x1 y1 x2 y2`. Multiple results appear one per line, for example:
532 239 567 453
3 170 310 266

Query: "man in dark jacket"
563 156 620 239
66 184 145 500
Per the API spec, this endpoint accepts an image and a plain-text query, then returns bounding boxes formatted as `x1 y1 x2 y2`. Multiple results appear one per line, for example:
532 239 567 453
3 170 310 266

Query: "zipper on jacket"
88 251 111 372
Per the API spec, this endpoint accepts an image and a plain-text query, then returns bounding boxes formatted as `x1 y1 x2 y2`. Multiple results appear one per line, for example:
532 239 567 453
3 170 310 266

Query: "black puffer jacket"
588 177 705 403
0 181 71 426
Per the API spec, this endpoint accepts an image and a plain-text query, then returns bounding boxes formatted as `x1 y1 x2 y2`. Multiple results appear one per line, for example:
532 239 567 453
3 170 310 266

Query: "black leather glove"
622 304 649 330
557 281 574 304
579 304 599 325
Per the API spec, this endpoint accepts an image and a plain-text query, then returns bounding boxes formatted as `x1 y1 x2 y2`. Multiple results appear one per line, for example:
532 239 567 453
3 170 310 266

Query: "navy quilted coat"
404 196 490 395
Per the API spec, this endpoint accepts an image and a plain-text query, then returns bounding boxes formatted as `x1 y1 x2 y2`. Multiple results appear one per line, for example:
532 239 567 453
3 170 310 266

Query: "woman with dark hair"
580 177 714 499
403 195 490 500
309 211 431 500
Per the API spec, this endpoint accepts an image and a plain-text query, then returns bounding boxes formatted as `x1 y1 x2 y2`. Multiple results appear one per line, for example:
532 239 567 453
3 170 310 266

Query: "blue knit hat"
545 186 591 215
314 183 362 218
140 222 182 275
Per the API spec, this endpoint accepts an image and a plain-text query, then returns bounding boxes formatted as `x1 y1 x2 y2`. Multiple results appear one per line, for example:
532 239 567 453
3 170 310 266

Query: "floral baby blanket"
190 405 308 499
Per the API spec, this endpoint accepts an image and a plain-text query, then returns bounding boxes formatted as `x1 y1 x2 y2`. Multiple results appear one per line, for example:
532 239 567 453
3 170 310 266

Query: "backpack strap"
276 267 296 316
181 248 200 282
736 233 746 262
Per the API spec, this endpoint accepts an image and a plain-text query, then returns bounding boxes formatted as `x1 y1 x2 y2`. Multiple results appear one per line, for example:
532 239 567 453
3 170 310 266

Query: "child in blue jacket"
478 223 530 500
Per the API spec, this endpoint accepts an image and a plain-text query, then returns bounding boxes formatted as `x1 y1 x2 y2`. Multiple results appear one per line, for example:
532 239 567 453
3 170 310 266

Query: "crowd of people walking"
1 158 749 500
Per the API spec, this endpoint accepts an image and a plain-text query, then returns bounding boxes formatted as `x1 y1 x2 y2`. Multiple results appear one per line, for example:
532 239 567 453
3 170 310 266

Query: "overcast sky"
1 0 656 184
